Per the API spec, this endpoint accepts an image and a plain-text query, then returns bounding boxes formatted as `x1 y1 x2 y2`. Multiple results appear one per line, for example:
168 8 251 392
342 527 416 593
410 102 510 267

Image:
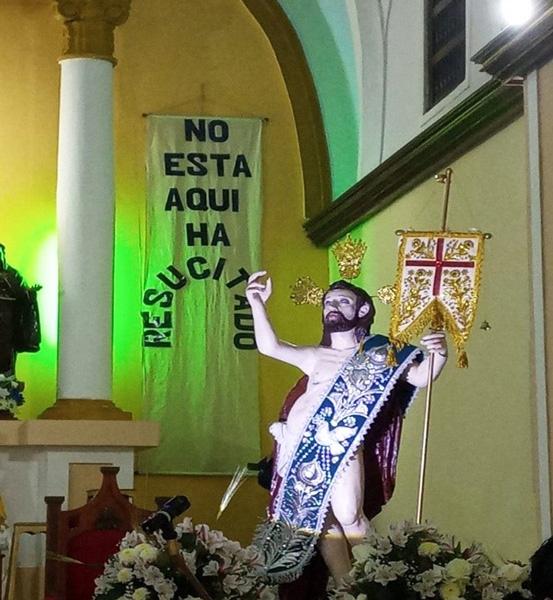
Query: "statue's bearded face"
322 289 360 333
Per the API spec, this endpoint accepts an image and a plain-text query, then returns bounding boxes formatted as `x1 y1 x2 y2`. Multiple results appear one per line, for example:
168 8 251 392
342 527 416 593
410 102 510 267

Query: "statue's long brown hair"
320 280 376 347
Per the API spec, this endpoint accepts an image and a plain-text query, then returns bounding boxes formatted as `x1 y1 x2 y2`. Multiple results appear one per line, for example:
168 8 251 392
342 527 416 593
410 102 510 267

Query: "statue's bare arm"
246 271 318 375
402 332 448 387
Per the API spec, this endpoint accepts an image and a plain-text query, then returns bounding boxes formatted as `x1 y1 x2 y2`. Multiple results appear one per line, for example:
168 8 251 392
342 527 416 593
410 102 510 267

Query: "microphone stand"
158 523 213 600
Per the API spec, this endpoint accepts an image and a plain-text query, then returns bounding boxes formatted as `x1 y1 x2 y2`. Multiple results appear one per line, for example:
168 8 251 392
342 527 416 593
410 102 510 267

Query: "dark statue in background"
0 243 41 375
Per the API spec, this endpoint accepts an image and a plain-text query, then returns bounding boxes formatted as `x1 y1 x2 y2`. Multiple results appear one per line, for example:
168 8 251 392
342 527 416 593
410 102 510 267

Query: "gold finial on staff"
435 167 453 232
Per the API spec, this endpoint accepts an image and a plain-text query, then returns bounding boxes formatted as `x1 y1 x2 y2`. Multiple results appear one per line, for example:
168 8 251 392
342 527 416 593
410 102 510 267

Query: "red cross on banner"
405 237 476 297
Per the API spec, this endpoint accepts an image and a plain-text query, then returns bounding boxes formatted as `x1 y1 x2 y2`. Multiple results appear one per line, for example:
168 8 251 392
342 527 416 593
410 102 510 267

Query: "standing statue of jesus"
246 271 448 587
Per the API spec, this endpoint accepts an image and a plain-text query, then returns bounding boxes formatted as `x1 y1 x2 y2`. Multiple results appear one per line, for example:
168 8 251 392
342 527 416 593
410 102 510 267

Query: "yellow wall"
0 2 61 418
117 0 327 543
0 0 327 543
331 117 541 560
113 0 328 449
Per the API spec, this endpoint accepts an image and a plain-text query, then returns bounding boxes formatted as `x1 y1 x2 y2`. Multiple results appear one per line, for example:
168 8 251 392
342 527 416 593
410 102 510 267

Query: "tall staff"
416 168 452 524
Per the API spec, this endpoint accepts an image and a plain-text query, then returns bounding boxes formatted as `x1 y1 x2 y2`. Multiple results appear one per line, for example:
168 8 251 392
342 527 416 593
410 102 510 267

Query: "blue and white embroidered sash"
254 335 421 583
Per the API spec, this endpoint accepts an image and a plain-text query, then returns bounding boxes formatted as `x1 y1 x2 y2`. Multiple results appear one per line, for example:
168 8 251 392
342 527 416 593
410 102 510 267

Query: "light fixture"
501 0 534 26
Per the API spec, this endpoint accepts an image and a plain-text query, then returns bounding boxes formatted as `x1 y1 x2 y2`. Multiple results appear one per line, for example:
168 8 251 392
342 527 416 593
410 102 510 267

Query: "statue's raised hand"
246 271 272 305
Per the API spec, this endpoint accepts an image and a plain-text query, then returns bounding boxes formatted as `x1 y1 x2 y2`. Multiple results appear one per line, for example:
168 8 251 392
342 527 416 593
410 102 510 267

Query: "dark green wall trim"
241 0 332 219
303 80 523 247
472 2 553 82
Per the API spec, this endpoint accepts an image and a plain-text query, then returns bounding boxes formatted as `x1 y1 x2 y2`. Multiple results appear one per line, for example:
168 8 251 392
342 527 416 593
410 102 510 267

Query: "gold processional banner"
388 231 486 368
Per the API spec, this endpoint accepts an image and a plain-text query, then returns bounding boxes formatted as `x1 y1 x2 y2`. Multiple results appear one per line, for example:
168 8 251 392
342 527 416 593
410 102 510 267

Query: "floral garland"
330 520 529 600
0 374 24 415
94 518 277 600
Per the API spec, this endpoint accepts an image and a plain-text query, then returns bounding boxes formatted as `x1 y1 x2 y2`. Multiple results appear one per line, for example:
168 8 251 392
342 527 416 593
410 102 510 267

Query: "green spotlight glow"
34 233 58 346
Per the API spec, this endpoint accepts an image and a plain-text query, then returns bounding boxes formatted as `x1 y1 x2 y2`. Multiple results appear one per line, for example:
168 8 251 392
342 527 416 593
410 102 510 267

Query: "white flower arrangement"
0 374 24 415
94 518 277 600
331 520 530 600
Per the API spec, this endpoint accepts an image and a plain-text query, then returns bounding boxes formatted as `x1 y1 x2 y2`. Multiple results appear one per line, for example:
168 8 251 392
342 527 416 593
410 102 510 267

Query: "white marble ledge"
0 420 159 448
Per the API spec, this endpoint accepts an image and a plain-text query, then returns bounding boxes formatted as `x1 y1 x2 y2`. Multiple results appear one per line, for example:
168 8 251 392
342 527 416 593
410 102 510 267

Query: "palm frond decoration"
217 465 249 519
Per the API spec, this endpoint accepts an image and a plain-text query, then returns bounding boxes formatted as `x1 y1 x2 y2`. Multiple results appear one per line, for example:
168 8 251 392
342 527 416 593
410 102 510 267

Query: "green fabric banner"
139 116 262 474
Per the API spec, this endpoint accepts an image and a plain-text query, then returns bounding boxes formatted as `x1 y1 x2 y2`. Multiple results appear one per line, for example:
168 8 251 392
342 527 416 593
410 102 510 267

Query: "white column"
56 58 114 400
526 69 552 538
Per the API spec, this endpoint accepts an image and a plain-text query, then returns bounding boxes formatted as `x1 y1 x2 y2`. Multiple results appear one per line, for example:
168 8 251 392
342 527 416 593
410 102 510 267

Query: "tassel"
457 350 468 369
358 339 365 357
386 345 398 367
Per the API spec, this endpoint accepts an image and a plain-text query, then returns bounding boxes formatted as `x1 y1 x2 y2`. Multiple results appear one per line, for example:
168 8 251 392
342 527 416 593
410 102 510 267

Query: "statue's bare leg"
330 448 368 547
318 449 368 582
318 510 351 582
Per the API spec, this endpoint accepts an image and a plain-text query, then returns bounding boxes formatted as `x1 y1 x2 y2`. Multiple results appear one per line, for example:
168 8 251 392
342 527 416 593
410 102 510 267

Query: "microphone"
141 495 191 535
247 457 273 491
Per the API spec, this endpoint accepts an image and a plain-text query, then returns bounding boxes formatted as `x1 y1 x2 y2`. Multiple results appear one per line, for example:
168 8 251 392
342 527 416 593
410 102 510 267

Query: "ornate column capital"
53 0 131 64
